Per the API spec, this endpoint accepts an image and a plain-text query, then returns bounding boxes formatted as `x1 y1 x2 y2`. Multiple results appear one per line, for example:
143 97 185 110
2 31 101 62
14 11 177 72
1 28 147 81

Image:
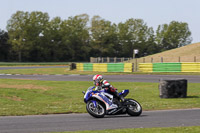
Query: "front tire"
126 99 142 116
86 100 106 118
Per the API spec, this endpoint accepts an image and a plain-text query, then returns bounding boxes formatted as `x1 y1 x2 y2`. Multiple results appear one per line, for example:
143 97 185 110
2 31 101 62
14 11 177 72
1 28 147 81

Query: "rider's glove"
95 86 102 91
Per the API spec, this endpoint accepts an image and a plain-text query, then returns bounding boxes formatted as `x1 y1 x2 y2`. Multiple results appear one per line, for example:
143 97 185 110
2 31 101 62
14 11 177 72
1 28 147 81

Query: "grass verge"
51 126 200 133
0 68 70 75
0 62 70 66
0 79 199 116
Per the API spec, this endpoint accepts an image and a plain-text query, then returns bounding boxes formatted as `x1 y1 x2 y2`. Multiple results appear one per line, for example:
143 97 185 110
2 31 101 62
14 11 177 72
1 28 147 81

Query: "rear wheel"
86 100 106 118
126 99 142 116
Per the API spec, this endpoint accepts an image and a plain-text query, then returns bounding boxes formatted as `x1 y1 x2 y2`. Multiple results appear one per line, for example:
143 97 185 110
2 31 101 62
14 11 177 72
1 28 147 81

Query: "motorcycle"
82 86 142 118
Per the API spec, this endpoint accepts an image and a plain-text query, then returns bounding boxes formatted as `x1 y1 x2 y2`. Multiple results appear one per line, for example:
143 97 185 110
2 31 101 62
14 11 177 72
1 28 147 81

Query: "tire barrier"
159 79 187 98
139 62 200 72
76 63 133 72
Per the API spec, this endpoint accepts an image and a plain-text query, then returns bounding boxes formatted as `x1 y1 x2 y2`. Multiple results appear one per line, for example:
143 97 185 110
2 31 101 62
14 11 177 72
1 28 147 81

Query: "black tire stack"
159 79 187 98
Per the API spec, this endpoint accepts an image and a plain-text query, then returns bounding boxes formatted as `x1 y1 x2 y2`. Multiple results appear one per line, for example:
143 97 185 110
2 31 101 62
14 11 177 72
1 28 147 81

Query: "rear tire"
86 100 106 118
126 99 142 116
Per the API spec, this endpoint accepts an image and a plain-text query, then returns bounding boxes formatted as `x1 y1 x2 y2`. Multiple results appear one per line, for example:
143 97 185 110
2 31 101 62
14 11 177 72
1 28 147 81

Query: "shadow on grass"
187 96 199 98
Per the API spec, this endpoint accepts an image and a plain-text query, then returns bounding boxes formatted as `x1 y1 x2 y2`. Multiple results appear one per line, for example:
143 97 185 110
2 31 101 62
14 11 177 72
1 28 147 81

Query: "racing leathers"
95 79 125 102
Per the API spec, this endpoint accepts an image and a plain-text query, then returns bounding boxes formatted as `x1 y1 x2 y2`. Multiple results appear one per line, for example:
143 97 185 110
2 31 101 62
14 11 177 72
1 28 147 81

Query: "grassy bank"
52 126 200 133
0 79 199 116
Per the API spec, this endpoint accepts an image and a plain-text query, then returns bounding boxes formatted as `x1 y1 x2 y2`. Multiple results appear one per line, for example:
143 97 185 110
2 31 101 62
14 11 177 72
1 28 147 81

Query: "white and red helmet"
93 74 103 86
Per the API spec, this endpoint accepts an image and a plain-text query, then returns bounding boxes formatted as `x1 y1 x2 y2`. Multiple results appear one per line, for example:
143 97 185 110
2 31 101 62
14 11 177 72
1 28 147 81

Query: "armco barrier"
76 63 84 71
139 62 200 72
153 63 181 72
76 63 132 72
182 63 200 72
93 64 108 72
83 63 93 71
124 63 133 72
139 63 153 72
107 63 124 72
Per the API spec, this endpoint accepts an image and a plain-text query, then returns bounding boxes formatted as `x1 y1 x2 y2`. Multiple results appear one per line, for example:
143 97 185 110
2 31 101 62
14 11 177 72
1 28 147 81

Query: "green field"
0 79 199 116
0 62 70 66
52 126 200 133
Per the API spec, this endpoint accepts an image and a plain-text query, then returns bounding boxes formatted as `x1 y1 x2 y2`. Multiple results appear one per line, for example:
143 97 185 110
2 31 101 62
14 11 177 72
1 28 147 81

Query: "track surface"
0 109 200 133
0 74 200 83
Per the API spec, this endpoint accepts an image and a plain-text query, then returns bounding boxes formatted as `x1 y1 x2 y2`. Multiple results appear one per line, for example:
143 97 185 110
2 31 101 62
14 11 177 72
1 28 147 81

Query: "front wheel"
126 99 142 116
86 100 106 118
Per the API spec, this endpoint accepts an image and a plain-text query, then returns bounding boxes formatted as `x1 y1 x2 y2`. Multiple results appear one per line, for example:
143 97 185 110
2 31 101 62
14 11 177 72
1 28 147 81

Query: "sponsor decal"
98 93 112 106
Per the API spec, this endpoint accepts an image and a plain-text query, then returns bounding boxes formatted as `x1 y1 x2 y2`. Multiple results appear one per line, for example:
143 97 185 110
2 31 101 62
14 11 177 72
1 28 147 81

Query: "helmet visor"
94 79 100 86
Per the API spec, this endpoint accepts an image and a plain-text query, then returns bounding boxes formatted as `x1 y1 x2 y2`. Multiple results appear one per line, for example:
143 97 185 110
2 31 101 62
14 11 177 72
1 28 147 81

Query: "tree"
90 16 119 57
155 21 192 52
118 18 155 57
60 14 90 61
0 30 12 61
7 11 49 61
42 17 63 61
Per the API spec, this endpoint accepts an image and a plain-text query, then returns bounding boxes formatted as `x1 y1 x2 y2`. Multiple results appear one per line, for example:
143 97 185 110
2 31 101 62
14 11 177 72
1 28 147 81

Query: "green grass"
0 68 200 75
51 126 200 133
0 79 199 116
0 62 70 66
0 68 70 75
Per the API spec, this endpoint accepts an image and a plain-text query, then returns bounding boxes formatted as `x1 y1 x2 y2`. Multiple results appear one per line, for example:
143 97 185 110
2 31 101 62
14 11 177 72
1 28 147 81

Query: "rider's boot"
119 95 125 102
114 91 125 107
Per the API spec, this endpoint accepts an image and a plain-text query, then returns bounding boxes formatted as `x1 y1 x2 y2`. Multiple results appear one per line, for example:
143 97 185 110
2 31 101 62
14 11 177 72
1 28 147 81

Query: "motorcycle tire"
126 99 142 116
86 100 106 118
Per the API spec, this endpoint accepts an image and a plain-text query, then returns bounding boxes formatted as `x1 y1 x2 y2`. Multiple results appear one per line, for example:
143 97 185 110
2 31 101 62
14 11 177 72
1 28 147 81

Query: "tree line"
0 11 192 62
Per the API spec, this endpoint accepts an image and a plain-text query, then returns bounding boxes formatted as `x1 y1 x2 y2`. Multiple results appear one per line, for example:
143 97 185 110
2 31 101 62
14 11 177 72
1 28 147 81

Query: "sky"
1 0 199 43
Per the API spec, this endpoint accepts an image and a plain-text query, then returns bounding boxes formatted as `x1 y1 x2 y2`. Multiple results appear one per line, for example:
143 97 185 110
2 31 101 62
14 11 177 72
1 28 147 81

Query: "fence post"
114 57 117 63
151 57 153 63
179 57 181 62
194 56 196 62
143 58 145 63
161 57 163 63
136 58 138 72
132 63 134 72
107 57 109 63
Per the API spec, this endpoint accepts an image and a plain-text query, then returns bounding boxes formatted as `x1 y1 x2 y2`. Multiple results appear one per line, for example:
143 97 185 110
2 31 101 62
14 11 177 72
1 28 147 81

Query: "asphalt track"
0 66 200 83
0 109 200 133
0 74 200 83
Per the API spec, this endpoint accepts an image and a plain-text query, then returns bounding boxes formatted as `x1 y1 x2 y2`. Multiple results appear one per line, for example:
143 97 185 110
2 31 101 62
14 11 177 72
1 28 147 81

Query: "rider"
93 74 125 102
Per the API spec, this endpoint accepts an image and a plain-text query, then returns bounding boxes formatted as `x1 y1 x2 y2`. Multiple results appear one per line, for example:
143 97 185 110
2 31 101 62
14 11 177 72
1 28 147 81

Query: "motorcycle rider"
93 74 125 102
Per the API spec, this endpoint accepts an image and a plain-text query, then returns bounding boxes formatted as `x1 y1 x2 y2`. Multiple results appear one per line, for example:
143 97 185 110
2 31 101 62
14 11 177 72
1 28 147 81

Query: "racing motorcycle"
82 86 142 118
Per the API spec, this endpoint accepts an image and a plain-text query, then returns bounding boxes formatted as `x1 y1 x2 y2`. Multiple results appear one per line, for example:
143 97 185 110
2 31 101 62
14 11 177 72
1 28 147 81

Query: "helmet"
93 74 103 86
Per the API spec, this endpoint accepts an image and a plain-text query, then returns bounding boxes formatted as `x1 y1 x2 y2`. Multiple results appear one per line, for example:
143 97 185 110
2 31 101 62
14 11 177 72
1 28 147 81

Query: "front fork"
92 100 97 108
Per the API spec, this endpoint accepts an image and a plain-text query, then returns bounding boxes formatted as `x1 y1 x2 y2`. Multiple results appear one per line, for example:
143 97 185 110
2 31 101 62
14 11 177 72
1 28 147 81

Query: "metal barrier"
76 63 133 72
139 62 200 72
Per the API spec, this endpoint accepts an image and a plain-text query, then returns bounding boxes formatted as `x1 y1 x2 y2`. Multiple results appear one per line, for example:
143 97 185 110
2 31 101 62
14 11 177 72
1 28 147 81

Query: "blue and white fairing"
83 86 96 103
83 86 117 110
119 90 129 97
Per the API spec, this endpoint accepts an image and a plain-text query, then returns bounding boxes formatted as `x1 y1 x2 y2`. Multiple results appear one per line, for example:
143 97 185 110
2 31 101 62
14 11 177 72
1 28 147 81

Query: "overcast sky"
1 0 199 43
